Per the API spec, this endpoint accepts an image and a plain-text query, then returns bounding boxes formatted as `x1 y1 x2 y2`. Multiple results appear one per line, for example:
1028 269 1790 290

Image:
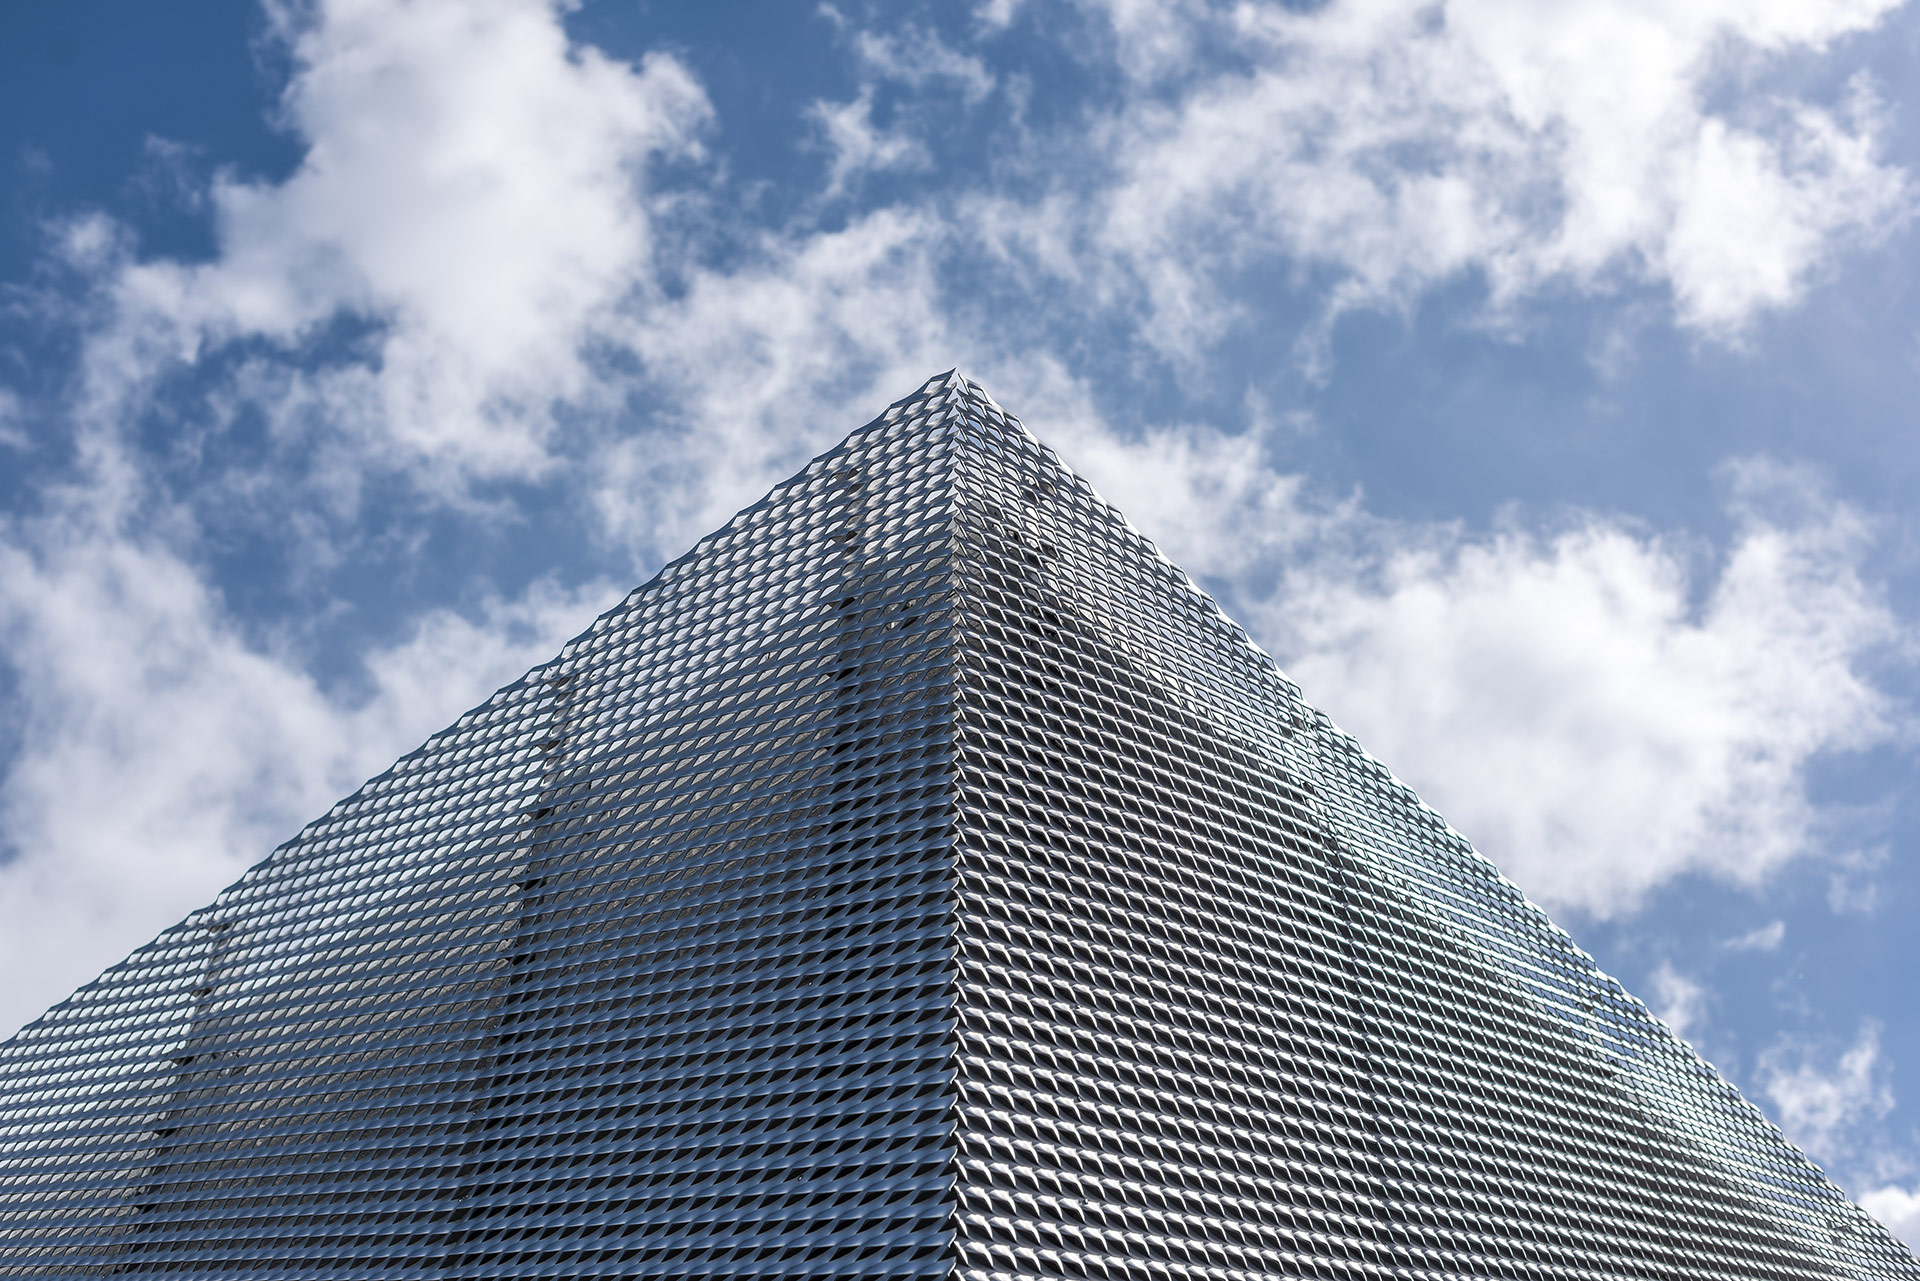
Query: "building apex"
2 368 1913 1278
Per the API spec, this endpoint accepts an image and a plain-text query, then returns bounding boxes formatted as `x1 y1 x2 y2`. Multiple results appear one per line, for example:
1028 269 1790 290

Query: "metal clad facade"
2 372 1915 1279
940 376 1920 1281
0 384 962 1277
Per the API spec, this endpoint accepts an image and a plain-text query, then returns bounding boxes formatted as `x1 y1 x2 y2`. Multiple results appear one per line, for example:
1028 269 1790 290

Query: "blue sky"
4 0 1920 1238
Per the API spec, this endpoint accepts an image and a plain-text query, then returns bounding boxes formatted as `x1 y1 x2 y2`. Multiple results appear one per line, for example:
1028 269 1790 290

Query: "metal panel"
941 374 1920 1281
1 370 1914 1279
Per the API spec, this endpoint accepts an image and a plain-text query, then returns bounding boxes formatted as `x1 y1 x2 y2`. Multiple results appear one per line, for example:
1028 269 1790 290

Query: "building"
1 371 1915 1279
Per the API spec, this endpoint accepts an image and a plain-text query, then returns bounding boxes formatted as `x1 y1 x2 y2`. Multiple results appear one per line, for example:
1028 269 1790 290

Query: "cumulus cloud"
1061 0 1911 356
604 206 962 558
1 0 1913 1053
73 0 709 487
1758 1021 1895 1171
1861 1185 1920 1249
1044 422 1334 590
524 150 1908 936
0 482 608 1040
1649 962 1709 1041
1252 463 1898 919
936 390 1902 925
603 217 1330 582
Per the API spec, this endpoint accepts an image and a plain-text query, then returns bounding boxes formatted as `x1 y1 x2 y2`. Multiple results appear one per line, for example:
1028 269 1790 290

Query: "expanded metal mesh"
1 371 1914 1279
943 384 1919 1281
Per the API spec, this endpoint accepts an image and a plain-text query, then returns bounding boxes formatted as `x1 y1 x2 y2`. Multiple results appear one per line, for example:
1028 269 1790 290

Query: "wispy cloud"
0 387 28 451
1829 847 1890 914
807 13 997 201
849 19 996 103
1758 1020 1895 1172
809 90 932 199
1726 919 1788 951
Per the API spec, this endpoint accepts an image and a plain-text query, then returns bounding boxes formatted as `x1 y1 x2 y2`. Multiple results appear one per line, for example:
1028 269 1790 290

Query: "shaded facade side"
0 381 969 1278
937 375 1920 1281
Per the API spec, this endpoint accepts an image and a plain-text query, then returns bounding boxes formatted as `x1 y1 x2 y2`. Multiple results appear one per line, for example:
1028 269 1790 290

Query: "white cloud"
903 382 1901 927
597 209 1338 586
1245 462 1898 920
809 90 931 198
606 206 963 558
2 0 1912 1052
1649 962 1709 1041
973 0 1024 34
0 388 28 451
1059 0 1911 355
73 0 709 488
1725 919 1787 951
1861 1185 1920 1249
807 17 995 201
687 348 1902 928
1080 0 1212 82
850 22 996 103
1048 422 1333 586
1758 1021 1895 1171
1829 846 1890 914
0 481 608 1041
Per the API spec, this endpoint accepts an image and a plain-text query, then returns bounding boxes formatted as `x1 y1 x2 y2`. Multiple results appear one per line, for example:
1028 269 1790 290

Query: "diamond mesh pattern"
943 388 1920 1281
1 371 1915 1279
0 393 960 1277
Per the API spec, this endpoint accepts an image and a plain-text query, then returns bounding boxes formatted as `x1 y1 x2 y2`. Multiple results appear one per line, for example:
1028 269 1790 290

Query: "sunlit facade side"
940 382 1920 1281
1 372 1915 1279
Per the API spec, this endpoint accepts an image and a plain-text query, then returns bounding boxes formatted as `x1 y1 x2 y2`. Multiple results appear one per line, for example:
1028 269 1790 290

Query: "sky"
2 0 1919 1242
